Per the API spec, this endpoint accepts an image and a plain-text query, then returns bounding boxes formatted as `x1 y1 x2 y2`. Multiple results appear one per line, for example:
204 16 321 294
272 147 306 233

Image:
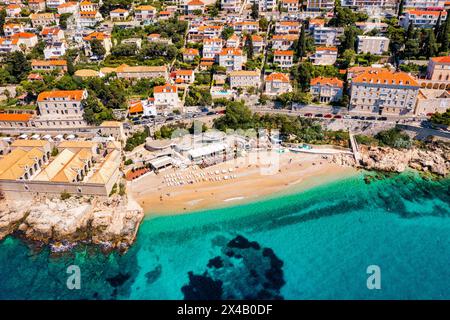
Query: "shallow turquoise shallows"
0 171 449 300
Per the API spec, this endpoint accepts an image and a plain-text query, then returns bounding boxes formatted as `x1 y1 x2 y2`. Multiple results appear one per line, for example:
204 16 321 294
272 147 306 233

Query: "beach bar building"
187 143 230 163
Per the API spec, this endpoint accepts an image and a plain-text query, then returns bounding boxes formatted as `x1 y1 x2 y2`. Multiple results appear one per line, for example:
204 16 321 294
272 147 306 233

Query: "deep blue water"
0 171 449 299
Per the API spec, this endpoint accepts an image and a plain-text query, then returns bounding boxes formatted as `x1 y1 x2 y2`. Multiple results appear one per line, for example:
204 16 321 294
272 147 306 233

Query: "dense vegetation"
124 129 149 151
430 108 450 126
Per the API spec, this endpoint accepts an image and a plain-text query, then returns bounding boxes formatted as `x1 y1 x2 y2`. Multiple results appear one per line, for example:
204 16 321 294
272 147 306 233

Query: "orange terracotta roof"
37 90 85 102
281 0 298 3
279 21 300 26
159 11 171 15
266 73 290 82
154 84 177 94
111 8 128 13
83 31 108 41
135 5 156 11
32 59 67 66
219 47 243 55
352 70 419 86
316 46 338 51
129 101 143 114
311 77 343 87
272 34 298 41
407 10 446 16
183 48 199 55
176 69 194 76
187 0 205 5
274 50 294 56
58 2 78 8
0 113 32 122
11 32 36 39
431 56 450 63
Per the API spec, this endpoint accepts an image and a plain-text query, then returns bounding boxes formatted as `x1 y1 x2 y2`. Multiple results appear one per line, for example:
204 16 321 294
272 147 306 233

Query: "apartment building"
135 5 157 22
31 59 68 72
400 9 447 28
306 0 335 11
426 56 450 81
350 69 420 115
219 48 246 71
415 89 450 116
310 47 338 65
275 21 301 34
30 13 59 28
221 0 242 12
265 73 293 95
310 77 344 103
29 0 46 12
3 23 24 37
271 34 298 50
341 0 397 11
313 27 344 46
203 38 223 59
233 21 259 34
110 8 130 21
37 90 88 117
46 0 65 9
273 50 294 69
153 84 180 110
44 41 67 59
57 2 79 14
182 48 200 61
281 0 300 12
357 36 390 55
83 31 112 57
403 0 446 8
105 64 168 80
229 70 261 88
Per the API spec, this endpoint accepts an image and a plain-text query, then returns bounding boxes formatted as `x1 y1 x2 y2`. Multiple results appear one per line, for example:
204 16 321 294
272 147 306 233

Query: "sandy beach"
129 150 358 216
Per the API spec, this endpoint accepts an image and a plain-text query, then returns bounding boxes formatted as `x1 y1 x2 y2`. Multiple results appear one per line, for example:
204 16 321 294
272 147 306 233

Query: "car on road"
166 116 174 121
315 113 323 117
366 116 376 120
333 115 342 119
377 117 387 121
324 114 333 118
343 115 351 119
304 113 313 117
351 116 359 119
206 111 215 116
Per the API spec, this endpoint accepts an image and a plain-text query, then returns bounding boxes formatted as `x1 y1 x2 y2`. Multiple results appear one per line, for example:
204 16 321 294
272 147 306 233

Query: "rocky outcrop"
0 194 144 253
357 143 449 176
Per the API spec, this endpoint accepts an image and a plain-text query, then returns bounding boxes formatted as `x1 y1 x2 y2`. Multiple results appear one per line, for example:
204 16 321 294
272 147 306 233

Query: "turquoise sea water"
0 171 449 300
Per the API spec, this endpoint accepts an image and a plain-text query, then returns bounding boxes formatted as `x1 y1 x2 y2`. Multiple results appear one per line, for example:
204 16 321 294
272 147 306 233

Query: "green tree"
4 51 31 83
221 26 234 40
297 24 307 59
422 29 438 59
342 49 356 67
438 9 450 53
259 17 269 31
90 39 106 57
246 34 254 60
0 9 6 36
213 101 254 130
397 0 404 18
59 13 72 30
339 26 357 53
251 2 259 20
297 62 313 92
82 95 114 126
430 108 450 126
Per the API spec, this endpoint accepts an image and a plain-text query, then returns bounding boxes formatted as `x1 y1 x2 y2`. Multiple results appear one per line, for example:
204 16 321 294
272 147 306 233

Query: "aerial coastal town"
0 0 449 251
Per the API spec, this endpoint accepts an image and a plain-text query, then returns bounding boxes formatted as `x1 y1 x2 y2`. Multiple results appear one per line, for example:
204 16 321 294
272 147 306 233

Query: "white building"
219 47 246 72
403 0 446 8
229 70 261 88
310 47 338 65
37 90 88 117
153 84 180 111
135 5 157 22
357 36 390 55
221 0 241 12
265 73 293 96
310 77 344 103
273 50 294 69
44 41 67 59
350 69 420 115
313 27 344 46
306 0 334 11
400 9 447 28
203 38 223 59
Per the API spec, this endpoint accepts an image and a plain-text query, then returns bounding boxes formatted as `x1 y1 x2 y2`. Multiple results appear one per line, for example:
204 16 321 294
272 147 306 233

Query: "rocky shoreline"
0 193 144 253
332 142 450 177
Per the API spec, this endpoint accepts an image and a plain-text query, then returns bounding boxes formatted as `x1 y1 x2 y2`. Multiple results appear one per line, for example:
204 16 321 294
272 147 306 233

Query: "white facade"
357 36 390 55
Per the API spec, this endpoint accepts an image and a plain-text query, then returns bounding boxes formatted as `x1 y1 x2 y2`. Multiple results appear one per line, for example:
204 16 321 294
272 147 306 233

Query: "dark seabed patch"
145 264 162 284
181 235 285 300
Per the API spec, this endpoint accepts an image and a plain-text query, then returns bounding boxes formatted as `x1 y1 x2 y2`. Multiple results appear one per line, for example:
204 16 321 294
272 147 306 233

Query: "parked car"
304 113 313 117
377 117 387 121
324 114 333 118
333 115 342 119
315 113 323 117
366 116 376 120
